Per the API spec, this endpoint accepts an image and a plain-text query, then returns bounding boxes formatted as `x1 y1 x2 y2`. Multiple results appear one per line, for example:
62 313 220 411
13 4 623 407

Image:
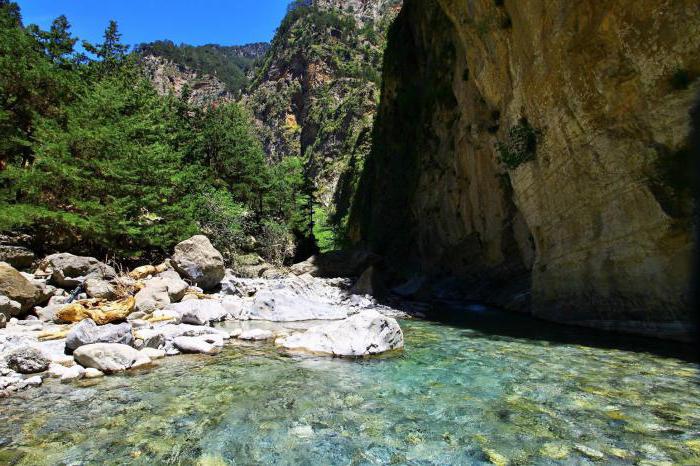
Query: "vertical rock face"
353 0 698 338
243 0 402 226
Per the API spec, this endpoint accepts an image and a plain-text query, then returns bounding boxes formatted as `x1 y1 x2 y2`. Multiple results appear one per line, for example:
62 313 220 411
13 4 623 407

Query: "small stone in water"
575 444 605 459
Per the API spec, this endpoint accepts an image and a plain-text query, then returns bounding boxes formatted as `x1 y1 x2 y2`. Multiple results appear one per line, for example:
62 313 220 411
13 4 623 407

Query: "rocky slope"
140 55 233 107
137 41 269 96
243 0 402 242
351 0 698 339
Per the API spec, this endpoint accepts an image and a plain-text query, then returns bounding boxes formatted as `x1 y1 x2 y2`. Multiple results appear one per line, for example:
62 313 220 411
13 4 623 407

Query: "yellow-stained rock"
56 296 135 325
128 263 167 280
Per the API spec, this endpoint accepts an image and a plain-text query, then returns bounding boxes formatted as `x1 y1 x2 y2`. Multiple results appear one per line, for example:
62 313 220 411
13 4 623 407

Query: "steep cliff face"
141 55 233 107
353 0 698 339
243 1 401 244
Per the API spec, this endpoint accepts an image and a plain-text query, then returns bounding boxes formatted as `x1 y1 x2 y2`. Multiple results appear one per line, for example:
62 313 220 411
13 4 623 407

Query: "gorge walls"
352 0 699 339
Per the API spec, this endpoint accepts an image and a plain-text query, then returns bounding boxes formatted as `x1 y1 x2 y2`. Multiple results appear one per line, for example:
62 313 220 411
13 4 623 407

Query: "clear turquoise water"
1 318 699 465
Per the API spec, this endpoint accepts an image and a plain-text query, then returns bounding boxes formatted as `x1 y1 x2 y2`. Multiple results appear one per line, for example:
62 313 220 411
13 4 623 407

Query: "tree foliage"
0 2 308 264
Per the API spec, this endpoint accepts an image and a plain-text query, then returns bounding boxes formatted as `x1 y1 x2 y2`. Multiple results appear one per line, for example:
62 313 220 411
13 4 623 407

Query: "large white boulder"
248 288 347 322
65 319 133 351
276 310 404 357
73 343 150 373
171 235 225 290
167 300 229 325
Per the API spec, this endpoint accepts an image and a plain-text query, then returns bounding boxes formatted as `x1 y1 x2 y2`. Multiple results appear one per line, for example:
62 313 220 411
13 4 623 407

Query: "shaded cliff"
352 0 698 339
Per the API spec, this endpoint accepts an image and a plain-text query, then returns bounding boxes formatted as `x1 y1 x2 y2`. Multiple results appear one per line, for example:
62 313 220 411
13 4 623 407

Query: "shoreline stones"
0 237 408 397
73 343 151 373
276 310 404 357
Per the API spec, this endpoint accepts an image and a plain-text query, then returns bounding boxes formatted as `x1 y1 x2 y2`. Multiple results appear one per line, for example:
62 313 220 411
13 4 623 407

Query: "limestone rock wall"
352 0 698 338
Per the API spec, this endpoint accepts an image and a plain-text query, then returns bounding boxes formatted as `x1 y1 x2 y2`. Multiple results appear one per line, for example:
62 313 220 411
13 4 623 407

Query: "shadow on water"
394 299 699 363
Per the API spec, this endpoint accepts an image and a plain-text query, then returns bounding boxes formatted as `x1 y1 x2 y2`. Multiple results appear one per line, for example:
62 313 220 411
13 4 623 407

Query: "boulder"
6 346 50 373
84 277 117 300
56 296 135 325
147 270 188 302
40 253 116 289
65 319 133 351
0 245 35 270
35 304 63 323
171 235 225 290
0 262 42 311
248 289 347 322
132 328 165 349
173 335 221 355
167 300 229 325
290 250 381 278
1 295 22 324
276 310 404 357
134 284 170 314
73 343 150 373
351 266 386 297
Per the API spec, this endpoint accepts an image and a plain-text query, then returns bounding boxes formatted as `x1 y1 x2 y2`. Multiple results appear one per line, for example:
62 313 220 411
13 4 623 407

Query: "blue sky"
16 1 291 47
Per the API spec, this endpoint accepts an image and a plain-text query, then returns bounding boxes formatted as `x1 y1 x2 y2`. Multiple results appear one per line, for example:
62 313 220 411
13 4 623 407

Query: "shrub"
496 118 539 169
258 219 296 266
670 67 691 90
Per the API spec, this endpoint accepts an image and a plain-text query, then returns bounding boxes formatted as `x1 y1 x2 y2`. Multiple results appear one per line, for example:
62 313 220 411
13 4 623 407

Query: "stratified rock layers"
352 0 698 338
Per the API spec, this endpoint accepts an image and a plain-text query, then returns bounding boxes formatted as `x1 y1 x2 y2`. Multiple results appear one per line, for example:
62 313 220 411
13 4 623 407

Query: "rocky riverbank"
0 235 406 398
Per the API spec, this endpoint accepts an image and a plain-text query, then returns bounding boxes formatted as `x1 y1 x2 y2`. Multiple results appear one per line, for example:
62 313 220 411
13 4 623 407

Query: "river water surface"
1 315 699 465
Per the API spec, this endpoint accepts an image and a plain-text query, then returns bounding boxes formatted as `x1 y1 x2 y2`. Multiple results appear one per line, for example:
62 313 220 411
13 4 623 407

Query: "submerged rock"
238 329 274 341
73 343 150 373
65 319 133 351
276 310 404 357
171 235 225 290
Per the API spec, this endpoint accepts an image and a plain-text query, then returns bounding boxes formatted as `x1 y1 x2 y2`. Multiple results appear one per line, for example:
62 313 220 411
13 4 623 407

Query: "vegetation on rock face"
495 118 540 170
244 0 399 251
135 40 268 95
0 2 306 264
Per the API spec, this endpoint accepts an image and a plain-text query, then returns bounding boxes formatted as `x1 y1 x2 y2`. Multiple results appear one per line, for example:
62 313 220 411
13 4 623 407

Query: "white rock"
140 347 166 360
24 375 43 387
238 329 274 341
276 310 404 357
248 289 347 322
83 367 104 379
73 343 150 373
65 319 133 351
167 300 229 326
134 283 170 314
60 364 85 382
133 328 165 349
173 336 220 355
